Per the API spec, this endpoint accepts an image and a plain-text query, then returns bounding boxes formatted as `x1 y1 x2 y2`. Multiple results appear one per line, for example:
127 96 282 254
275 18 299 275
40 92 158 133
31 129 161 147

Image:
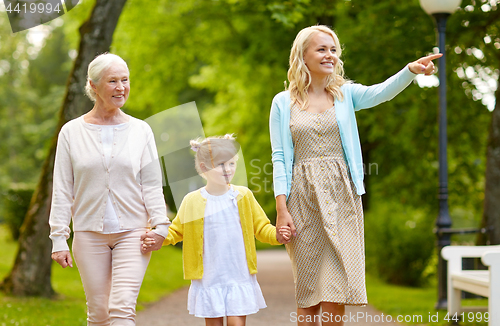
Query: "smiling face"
202 157 237 187
91 63 130 109
303 32 339 80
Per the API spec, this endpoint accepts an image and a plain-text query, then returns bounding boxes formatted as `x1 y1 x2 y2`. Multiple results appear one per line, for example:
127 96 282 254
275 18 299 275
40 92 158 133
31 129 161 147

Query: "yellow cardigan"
163 185 281 280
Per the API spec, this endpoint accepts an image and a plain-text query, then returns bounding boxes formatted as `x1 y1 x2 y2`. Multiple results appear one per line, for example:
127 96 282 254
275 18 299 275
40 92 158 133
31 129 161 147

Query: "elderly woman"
49 53 170 326
269 25 441 325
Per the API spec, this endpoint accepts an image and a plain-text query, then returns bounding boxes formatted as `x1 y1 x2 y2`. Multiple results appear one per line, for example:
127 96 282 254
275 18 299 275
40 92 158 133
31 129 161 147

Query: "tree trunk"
477 82 500 246
0 0 128 297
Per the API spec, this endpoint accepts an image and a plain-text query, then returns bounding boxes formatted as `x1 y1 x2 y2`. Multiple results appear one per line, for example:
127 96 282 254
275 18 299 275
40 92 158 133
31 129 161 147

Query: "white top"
91 124 123 233
187 186 266 318
49 115 171 252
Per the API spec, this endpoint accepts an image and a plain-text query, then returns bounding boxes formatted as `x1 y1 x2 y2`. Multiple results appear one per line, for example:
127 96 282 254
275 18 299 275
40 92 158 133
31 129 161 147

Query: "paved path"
136 250 399 325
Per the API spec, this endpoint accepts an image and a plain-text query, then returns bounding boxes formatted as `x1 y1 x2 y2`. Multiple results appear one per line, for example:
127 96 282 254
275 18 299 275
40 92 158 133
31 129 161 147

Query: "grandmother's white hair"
84 53 129 102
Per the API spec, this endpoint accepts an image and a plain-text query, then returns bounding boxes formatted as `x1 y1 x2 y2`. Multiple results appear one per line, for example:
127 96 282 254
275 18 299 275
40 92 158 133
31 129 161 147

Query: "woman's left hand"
408 53 443 75
140 231 165 254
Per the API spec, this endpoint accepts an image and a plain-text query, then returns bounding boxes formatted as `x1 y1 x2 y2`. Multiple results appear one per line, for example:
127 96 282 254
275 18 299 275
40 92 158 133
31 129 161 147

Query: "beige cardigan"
49 115 170 252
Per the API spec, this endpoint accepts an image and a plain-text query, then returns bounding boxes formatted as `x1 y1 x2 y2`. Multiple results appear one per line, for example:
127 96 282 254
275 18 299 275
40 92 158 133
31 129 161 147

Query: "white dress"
187 187 267 318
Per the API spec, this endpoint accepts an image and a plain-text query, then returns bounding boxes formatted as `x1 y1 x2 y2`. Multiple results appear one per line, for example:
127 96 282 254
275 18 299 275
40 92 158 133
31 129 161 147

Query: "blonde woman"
49 53 170 325
269 25 441 325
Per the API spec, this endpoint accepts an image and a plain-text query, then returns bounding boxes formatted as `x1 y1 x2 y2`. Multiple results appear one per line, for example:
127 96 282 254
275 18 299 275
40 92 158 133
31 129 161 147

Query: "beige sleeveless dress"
286 104 368 308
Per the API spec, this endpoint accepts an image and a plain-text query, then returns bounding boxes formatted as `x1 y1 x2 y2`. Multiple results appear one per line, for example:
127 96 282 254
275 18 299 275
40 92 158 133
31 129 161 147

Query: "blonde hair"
287 25 349 109
84 53 129 102
190 134 239 179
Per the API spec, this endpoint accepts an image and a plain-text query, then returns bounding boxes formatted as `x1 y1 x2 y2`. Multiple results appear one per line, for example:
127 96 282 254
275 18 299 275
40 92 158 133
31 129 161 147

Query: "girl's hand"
277 209 296 237
276 195 297 240
277 226 292 244
276 209 296 245
408 53 442 75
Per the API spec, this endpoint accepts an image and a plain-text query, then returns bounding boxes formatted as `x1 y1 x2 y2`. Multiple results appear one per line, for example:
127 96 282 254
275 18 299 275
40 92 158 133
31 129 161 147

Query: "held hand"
277 209 297 238
276 226 292 244
408 53 443 75
140 231 165 254
51 250 73 268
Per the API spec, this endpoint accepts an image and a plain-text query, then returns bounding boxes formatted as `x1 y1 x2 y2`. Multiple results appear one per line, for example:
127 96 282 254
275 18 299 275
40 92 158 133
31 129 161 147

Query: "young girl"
148 134 290 326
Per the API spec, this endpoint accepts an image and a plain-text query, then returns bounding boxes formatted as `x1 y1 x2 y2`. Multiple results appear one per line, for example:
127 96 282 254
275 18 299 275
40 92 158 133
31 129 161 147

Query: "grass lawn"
0 225 188 325
366 273 489 326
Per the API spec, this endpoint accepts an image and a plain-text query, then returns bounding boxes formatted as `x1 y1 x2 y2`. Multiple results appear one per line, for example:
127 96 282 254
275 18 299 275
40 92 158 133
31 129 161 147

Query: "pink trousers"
72 229 151 326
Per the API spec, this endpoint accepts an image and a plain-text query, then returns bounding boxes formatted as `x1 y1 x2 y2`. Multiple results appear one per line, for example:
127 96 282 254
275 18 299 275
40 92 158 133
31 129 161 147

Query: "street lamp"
419 0 462 310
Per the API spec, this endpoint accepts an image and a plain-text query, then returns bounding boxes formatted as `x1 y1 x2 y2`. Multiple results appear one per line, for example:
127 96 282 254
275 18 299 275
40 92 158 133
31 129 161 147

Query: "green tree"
1 0 129 296
0 11 42 189
0 8 66 231
446 0 500 245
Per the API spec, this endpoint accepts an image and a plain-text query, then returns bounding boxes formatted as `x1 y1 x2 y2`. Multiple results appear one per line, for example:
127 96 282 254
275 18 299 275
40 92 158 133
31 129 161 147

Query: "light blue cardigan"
269 65 416 198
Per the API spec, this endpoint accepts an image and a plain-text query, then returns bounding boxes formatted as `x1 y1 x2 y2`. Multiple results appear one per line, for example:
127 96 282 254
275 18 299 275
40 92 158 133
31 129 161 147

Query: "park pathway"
136 250 399 326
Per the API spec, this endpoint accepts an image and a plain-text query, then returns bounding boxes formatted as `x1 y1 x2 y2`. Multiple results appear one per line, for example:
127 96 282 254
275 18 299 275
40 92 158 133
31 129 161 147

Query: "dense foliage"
0 0 496 286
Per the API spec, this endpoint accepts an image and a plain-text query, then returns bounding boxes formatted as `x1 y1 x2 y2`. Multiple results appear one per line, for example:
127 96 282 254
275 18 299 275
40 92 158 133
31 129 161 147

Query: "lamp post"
419 0 462 310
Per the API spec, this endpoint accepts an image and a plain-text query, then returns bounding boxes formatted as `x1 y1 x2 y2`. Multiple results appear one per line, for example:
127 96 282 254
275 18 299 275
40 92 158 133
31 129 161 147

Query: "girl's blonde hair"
190 134 239 178
287 25 349 109
85 53 129 102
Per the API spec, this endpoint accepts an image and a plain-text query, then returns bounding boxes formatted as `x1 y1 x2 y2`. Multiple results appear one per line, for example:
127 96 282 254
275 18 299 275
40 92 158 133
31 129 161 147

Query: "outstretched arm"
352 53 443 110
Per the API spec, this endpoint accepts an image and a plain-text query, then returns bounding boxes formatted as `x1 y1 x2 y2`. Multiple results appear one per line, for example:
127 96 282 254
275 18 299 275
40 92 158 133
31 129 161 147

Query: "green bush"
2 184 34 240
365 200 435 287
